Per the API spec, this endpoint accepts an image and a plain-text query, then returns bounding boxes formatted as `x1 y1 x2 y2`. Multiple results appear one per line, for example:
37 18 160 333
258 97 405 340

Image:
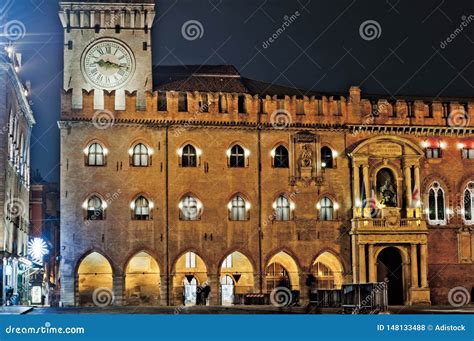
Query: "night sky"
3 0 473 182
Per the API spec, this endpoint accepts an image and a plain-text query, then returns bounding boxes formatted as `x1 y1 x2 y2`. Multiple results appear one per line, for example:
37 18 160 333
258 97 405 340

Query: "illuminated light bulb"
334 202 340 210
102 201 108 209
177 148 183 157
321 162 327 168
245 148 251 156
128 148 134 156
149 148 154 155
83 147 89 155
130 201 135 210
149 202 154 209
103 148 109 155
227 202 233 210
457 143 465 150
270 149 276 158
196 148 202 157
421 141 429 148
28 238 48 262
272 202 277 210
333 151 339 158
226 149 231 158
440 141 447 149
316 202 321 210
82 201 88 210
245 202 251 210
355 199 361 208
290 202 296 210
178 201 183 210
416 200 422 208
196 201 203 210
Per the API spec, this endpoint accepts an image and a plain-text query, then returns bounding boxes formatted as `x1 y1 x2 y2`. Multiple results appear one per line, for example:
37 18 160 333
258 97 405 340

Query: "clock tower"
59 0 155 110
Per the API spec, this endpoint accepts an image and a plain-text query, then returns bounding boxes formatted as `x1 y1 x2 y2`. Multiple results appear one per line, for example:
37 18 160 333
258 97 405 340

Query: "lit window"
87 143 105 166
132 143 149 167
321 146 333 168
426 147 441 159
312 262 335 289
462 148 474 159
222 254 233 268
428 182 445 225
464 182 474 224
319 197 334 221
274 195 291 221
273 145 289 168
87 195 104 220
133 196 150 220
185 252 196 268
181 144 197 167
229 145 245 168
180 195 202 221
229 195 247 221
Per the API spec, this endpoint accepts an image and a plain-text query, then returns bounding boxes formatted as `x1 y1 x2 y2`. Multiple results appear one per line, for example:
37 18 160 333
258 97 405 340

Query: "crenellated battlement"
60 86 474 129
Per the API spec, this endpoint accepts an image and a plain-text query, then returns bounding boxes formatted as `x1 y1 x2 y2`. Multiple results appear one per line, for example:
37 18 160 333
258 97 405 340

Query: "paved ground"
23 304 474 315
0 306 33 315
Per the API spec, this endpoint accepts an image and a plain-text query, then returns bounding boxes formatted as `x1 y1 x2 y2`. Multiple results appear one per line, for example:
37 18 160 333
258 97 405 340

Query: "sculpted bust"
300 144 313 168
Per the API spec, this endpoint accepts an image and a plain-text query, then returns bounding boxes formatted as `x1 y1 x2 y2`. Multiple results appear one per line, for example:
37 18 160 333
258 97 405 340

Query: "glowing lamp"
130 201 135 210
82 201 88 209
28 238 48 263
290 202 296 210
333 151 339 158
457 143 465 150
316 202 321 210
177 148 183 157
321 162 327 168
270 149 276 158
149 202 154 209
128 148 134 156
334 202 340 210
103 148 109 155
421 141 429 148
102 201 108 209
196 148 202 157
227 202 233 210
440 141 447 149
245 202 251 210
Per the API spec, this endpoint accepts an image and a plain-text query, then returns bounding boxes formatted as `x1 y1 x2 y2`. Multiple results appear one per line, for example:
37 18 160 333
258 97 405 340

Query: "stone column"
420 244 428 288
160 274 169 306
208 273 219 305
298 272 309 305
362 164 370 217
113 274 125 306
368 244 376 283
404 165 412 211
2 257 6 305
358 244 366 283
351 237 358 283
410 244 418 288
414 166 421 218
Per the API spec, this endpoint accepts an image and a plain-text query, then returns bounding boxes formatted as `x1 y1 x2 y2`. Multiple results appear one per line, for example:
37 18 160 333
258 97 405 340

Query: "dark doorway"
377 247 404 305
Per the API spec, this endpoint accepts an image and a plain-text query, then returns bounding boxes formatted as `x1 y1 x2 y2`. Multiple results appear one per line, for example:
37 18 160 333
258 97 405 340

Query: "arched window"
321 146 333 169
319 197 334 221
274 195 291 221
181 144 197 167
428 182 445 224
132 143 149 167
133 196 150 220
312 262 335 289
229 195 247 221
87 143 105 166
87 195 104 220
273 145 289 168
464 182 474 223
229 145 245 168
179 195 202 220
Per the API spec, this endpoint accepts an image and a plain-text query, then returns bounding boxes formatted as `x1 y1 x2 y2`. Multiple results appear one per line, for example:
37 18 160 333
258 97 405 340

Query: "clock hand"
91 59 128 71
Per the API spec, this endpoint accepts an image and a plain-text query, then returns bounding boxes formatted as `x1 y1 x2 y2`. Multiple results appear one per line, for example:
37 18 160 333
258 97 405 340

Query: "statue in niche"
299 144 313 168
380 179 397 207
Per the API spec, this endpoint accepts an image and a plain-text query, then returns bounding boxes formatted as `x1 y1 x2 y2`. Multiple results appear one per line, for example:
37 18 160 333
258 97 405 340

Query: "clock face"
82 39 135 90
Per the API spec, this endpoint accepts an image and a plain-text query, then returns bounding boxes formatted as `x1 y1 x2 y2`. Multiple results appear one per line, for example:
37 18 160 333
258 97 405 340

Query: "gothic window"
87 143 105 166
222 254 233 268
181 144 197 167
87 195 104 220
266 263 290 291
229 144 245 168
464 182 474 224
185 252 197 268
132 143 149 167
428 182 446 225
229 195 247 221
321 146 333 169
133 196 150 220
274 195 291 221
180 195 202 221
462 147 474 159
238 95 246 114
178 92 188 112
273 145 289 168
426 147 441 159
158 92 167 111
312 262 335 289
319 197 334 221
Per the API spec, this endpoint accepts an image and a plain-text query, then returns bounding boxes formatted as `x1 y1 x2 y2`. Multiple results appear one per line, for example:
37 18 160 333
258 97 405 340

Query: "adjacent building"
58 0 474 307
0 47 35 304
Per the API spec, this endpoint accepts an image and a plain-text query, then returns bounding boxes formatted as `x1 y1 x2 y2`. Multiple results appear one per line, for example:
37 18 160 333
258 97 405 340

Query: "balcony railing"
352 218 427 231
